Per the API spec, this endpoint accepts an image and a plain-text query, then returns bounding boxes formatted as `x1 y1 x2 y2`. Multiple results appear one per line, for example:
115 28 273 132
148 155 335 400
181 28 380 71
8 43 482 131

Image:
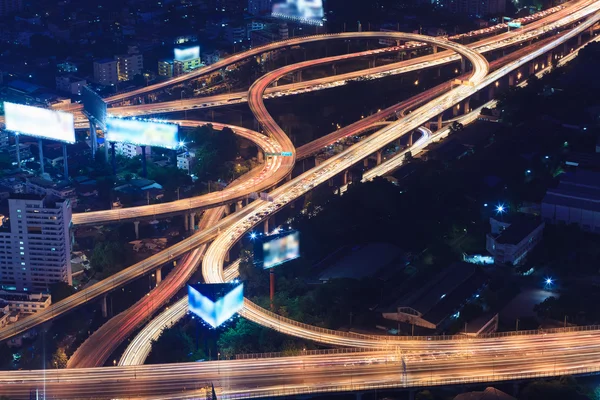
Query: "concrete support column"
432 45 438 54
529 62 535 75
225 250 230 262
155 267 162 284
463 98 471 114
376 150 383 165
547 52 552 67
436 67 441 78
563 42 569 56
286 173 292 182
488 84 496 100
460 57 466 74
508 74 515 87
263 219 269 234
189 212 196 232
236 201 243 212
363 158 369 167
437 114 443 129
101 296 108 318
578 34 582 46
424 121 431 130
453 103 460 117
409 390 416 400
257 150 264 163
332 64 337 75
184 213 189 230
134 221 140 240
343 170 348 185
296 70 302 82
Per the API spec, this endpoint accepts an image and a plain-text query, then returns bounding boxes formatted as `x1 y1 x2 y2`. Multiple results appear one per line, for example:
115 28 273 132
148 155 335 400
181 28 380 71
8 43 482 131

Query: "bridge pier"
547 52 553 67
263 219 269 234
437 114 443 129
376 149 383 165
134 221 140 240
343 170 348 185
460 57 466 74
184 213 189 231
332 64 337 75
236 201 243 212
101 295 108 318
296 70 302 82
189 212 196 232
409 132 414 147
432 45 438 54
409 390 416 400
257 151 264 163
578 33 582 47
453 103 460 117
286 173 292 182
508 73 515 87
155 267 162 284
463 98 471 114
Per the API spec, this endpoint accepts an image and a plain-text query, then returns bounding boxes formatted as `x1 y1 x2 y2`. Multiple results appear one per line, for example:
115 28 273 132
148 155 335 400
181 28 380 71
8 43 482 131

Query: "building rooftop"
7 80 41 94
394 263 488 326
454 387 516 400
95 58 115 64
9 193 44 201
543 170 600 212
494 215 543 245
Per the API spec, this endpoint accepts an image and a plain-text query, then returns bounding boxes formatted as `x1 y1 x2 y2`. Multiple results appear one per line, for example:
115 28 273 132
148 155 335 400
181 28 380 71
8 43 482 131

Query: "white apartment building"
177 150 196 173
0 195 72 292
116 53 144 82
93 58 118 86
114 143 151 158
55 75 87 96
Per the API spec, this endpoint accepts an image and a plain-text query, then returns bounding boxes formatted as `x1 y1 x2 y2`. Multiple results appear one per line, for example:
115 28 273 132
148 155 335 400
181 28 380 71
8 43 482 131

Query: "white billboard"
4 102 75 143
174 46 200 62
272 0 325 25
105 117 179 149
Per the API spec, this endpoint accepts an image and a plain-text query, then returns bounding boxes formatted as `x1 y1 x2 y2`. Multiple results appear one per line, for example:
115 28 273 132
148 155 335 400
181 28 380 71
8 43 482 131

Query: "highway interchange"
2 1 600 397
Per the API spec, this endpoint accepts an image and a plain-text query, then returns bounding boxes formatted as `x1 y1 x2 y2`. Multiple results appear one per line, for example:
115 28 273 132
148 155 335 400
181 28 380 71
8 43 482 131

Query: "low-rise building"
93 58 118 86
158 59 174 78
55 75 86 96
177 149 196 173
25 178 77 207
486 215 544 265
383 263 488 330
542 170 600 233
114 143 151 158
0 290 51 314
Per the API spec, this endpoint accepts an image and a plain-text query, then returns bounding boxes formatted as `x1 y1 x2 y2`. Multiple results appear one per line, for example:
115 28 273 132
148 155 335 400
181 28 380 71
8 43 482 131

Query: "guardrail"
235 347 376 360
219 366 600 399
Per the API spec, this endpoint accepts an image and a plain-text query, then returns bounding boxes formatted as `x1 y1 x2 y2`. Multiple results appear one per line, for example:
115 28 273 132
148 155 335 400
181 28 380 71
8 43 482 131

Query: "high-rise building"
93 59 118 86
0 194 72 292
248 0 272 15
0 0 23 16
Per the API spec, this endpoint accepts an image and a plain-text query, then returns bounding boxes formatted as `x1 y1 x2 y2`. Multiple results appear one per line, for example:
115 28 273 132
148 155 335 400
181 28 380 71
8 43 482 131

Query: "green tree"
148 327 203 364
49 281 76 303
51 348 68 369
90 241 125 277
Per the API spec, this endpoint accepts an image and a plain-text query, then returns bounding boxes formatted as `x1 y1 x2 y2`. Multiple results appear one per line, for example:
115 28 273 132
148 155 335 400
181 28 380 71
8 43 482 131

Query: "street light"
545 277 554 290
495 204 506 214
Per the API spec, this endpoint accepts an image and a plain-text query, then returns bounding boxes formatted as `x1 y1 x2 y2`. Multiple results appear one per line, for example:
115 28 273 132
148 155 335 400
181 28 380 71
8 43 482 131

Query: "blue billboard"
105 117 179 149
188 283 244 328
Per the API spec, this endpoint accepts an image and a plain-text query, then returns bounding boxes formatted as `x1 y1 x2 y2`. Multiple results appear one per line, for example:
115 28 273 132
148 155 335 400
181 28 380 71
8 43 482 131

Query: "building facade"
542 170 600 233
93 59 118 86
0 195 72 292
158 59 174 77
116 53 143 82
486 216 544 265
114 143 151 158
55 75 87 96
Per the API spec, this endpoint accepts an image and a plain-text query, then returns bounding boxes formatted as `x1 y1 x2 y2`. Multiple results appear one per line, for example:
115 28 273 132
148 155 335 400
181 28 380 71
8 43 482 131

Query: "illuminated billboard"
82 86 107 127
174 46 200 62
4 102 75 143
508 21 522 28
272 0 325 26
258 231 300 269
188 283 244 328
105 117 179 149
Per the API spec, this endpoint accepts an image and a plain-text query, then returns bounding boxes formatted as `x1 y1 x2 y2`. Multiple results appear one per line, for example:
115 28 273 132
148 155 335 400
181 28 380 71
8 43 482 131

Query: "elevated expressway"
69 6 590 227
199 5 600 350
0 6 598 398
3 328 600 399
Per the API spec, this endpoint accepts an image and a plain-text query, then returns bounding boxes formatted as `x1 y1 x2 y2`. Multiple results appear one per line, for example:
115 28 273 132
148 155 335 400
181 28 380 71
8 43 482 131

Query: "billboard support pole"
14 133 20 170
111 142 117 175
62 143 68 180
38 138 44 175
141 146 147 178
89 119 97 158
270 269 275 311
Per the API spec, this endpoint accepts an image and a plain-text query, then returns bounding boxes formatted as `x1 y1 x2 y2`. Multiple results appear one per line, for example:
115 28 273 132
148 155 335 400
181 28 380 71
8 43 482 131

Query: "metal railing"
219 366 600 399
